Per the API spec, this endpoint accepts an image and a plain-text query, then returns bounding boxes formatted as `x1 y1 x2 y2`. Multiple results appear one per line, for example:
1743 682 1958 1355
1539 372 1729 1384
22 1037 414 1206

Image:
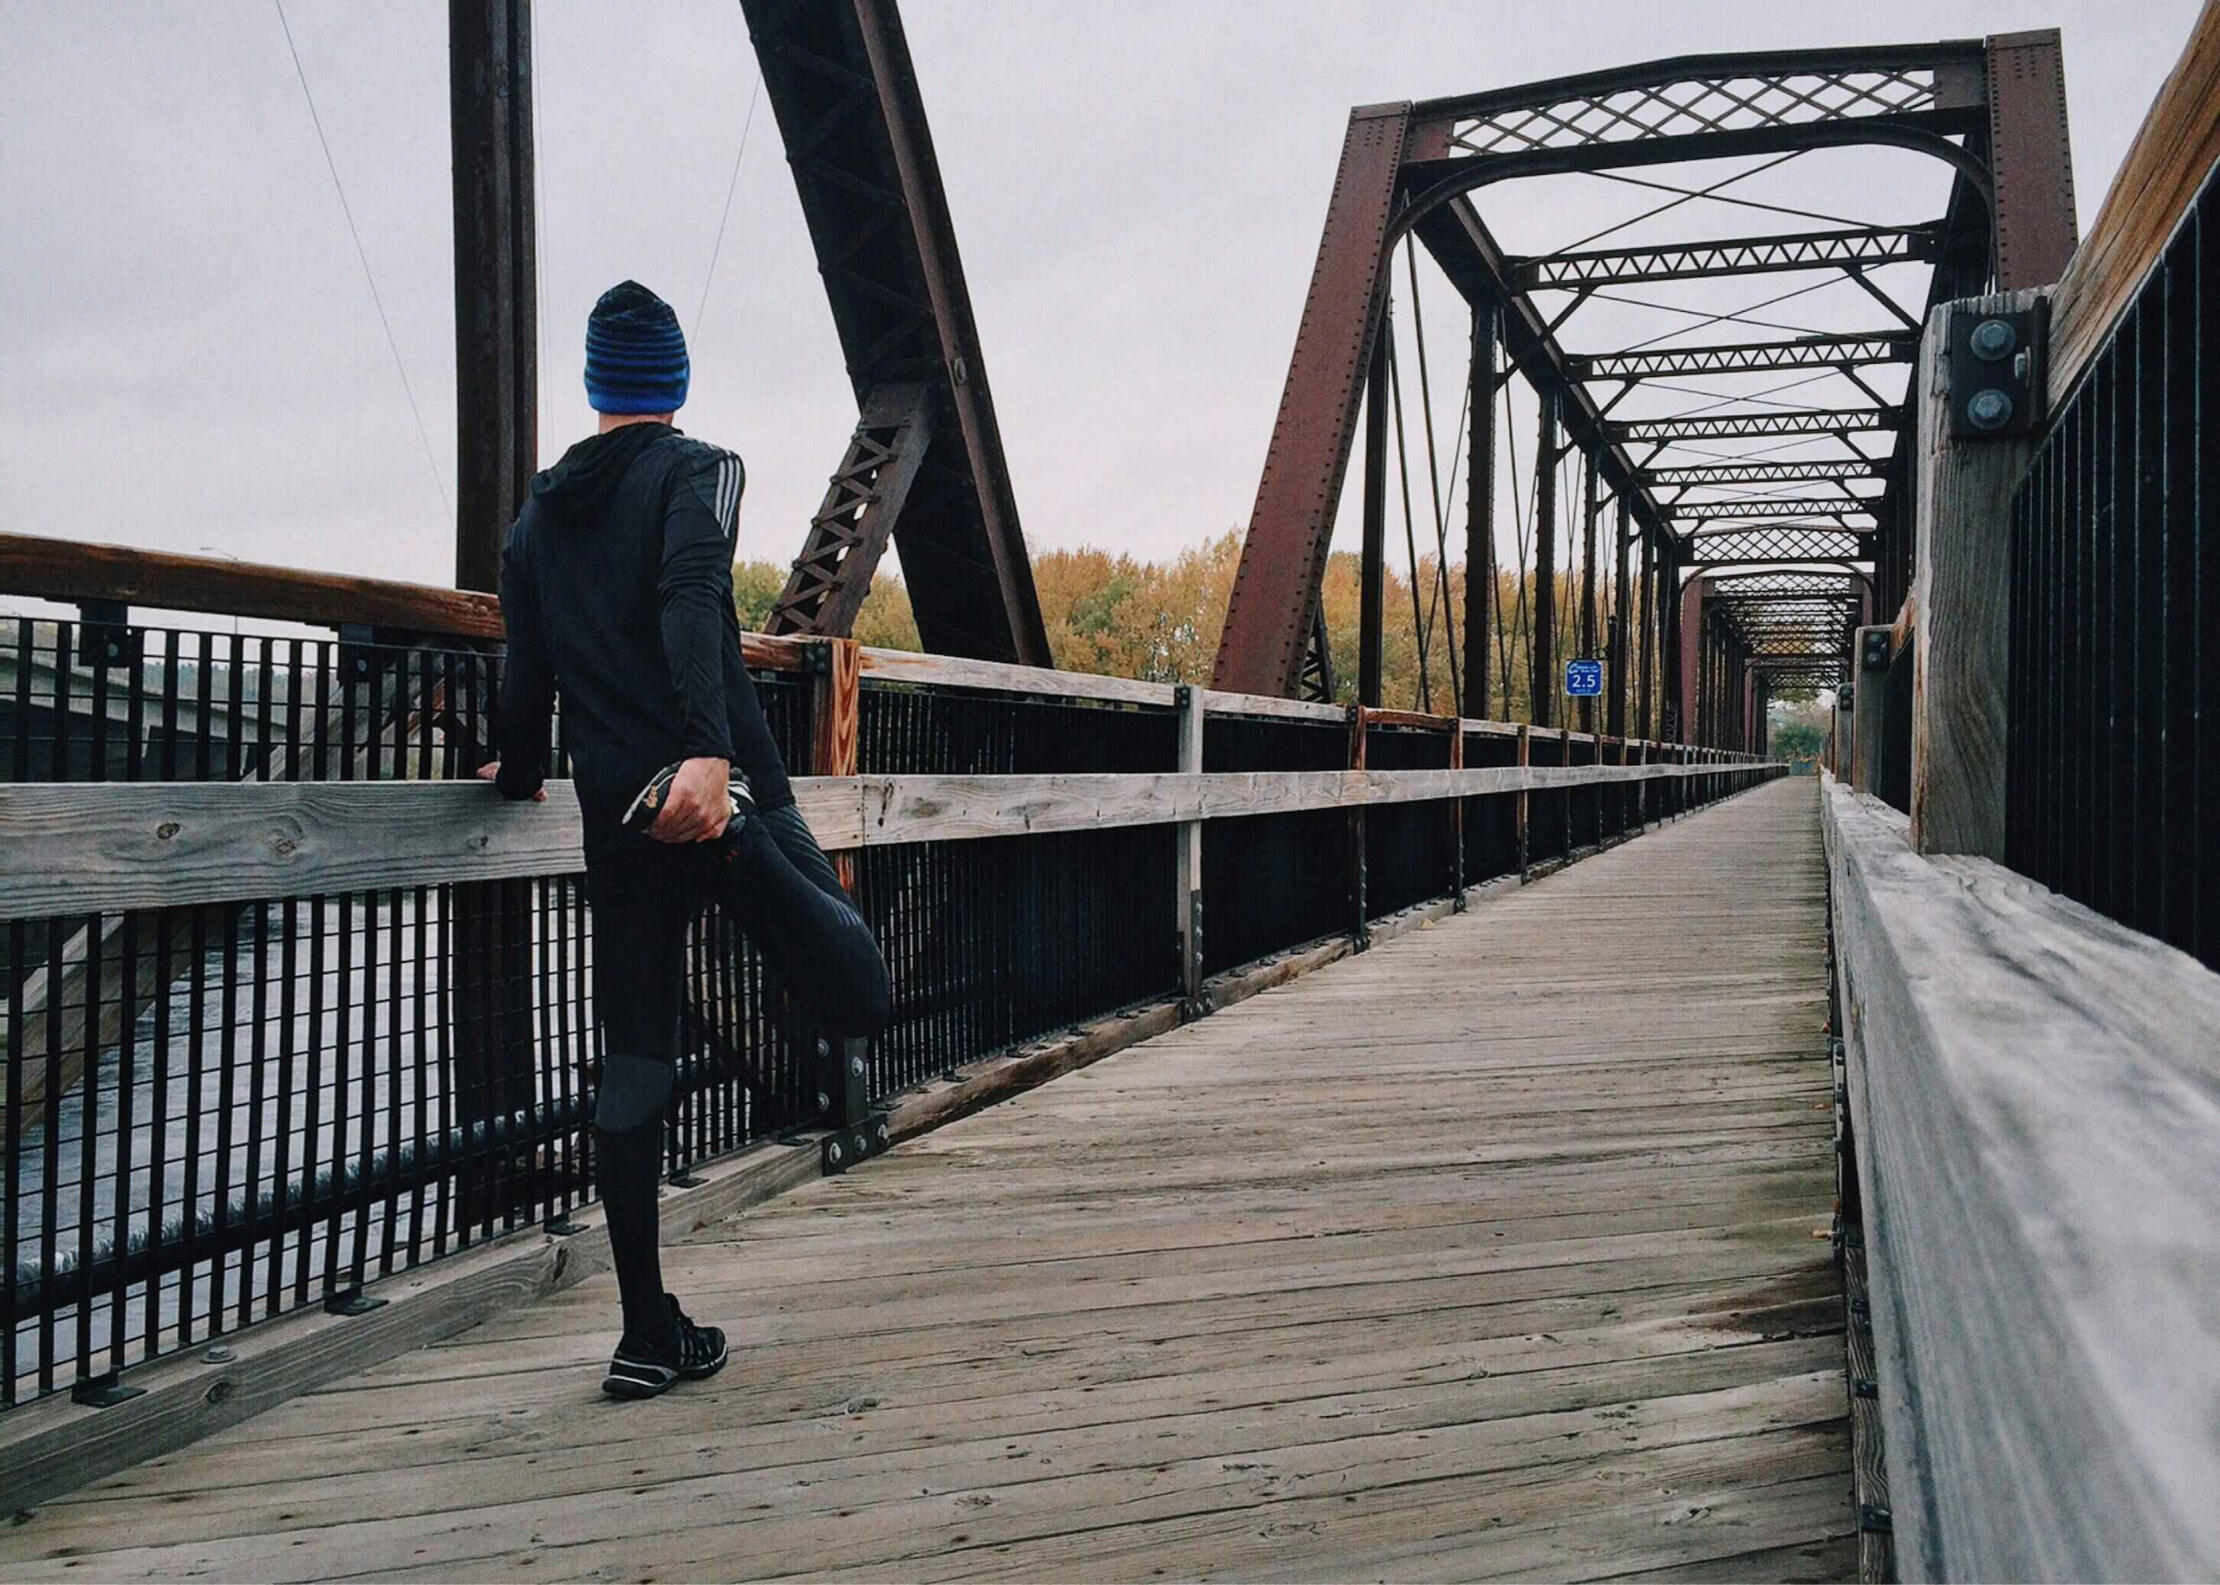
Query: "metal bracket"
821 1112 893 1176
323 1287 388 1317
1859 1503 1895 1535
77 599 140 670
544 1214 586 1237
1859 628 1892 673
817 1035 872 1129
70 1370 146 1409
337 623 446 686
1946 304 2043 438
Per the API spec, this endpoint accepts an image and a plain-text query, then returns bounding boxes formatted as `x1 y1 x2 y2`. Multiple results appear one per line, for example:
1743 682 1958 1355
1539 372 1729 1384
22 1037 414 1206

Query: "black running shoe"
622 762 755 836
602 1294 729 1400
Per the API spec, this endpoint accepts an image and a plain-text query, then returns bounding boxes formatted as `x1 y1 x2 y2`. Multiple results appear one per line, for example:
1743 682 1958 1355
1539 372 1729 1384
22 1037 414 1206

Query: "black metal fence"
3 610 1769 1408
2008 168 2219 972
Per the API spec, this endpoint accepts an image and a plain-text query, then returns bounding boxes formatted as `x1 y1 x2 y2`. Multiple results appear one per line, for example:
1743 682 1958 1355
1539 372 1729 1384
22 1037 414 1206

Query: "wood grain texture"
1823 775 2220 1580
0 1136 825 1516
1907 292 2048 859
0 780 1846 1581
1850 625 1890 798
1 765 1777 919
2047 0 2220 404
0 533 507 640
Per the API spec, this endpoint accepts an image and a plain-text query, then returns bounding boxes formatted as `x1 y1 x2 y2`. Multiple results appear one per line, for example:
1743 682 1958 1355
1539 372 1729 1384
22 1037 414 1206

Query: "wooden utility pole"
451 0 538 593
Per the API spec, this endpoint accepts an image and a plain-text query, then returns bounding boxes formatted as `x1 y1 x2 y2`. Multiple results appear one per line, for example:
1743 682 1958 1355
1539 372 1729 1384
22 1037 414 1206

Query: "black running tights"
586 802 890 1345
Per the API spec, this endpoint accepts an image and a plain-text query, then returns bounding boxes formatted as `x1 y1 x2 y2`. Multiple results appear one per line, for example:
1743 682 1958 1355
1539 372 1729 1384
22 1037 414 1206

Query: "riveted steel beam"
1571 333 1916 380
1511 225 1944 291
1616 407 1901 441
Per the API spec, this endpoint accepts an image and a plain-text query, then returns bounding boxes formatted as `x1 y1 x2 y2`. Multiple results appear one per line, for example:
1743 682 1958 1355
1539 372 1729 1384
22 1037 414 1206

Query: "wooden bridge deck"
1 777 1847 1582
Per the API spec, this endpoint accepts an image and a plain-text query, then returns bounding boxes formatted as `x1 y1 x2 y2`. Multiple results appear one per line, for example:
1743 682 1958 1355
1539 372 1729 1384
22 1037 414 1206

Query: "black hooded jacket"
493 423 793 859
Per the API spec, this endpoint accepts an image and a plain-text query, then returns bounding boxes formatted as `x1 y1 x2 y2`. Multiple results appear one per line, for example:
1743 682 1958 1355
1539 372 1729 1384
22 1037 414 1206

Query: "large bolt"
815 1037 830 1058
1969 317 2016 361
1966 388 2014 431
850 1055 866 1079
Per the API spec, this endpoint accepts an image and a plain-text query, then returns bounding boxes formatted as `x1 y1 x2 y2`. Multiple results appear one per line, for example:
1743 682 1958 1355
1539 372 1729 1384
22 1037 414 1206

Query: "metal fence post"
1175 684 1206 1013
1349 705 1370 948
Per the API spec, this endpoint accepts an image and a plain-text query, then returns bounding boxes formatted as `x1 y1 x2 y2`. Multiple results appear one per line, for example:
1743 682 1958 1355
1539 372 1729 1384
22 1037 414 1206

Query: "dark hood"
529 423 679 522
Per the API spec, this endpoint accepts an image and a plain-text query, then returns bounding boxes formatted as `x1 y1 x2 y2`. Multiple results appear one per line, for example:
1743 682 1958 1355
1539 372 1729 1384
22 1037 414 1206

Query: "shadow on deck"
1 778 1846 1582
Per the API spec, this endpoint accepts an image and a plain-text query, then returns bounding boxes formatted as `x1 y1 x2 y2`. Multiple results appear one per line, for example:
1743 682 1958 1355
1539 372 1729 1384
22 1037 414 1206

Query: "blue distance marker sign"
1564 658 1604 698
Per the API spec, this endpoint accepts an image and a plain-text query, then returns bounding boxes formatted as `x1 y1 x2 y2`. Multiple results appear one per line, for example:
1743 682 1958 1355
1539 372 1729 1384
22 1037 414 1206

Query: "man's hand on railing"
647 756 734 844
474 761 548 803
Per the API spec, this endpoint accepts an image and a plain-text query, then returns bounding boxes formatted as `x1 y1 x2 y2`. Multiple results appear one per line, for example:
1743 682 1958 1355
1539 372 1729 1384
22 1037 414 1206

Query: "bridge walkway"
0 777 1847 1581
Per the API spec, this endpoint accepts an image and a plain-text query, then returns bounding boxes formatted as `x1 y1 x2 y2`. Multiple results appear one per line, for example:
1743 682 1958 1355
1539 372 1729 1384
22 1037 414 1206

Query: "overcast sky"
1 0 2200 598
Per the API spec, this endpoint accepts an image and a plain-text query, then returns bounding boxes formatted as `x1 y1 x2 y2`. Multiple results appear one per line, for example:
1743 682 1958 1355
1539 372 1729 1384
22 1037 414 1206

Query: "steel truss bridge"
2 4 2218 1582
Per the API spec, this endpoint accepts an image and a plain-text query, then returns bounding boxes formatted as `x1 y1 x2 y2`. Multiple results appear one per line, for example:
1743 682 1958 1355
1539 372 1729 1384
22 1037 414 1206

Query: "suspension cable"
1403 242 1462 715
274 0 450 520
1386 326 1433 713
693 47 764 339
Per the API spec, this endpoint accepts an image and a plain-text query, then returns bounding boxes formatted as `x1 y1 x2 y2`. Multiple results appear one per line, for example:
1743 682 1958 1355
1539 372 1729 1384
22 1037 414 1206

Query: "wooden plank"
0 763 1778 919
1908 291 2048 858
2047 0 2220 404
0 781 1841 1579
808 636 863 893
1823 775 2220 1579
0 532 506 640
0 1135 825 1517
1850 623 1889 798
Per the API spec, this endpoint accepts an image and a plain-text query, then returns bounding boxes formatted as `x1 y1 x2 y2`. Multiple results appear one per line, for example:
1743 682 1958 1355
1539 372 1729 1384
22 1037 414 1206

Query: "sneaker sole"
601 1345 729 1400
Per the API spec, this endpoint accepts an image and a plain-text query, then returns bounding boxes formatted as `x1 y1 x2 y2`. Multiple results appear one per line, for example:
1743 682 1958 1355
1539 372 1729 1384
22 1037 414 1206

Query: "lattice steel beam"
1666 497 1879 523
742 0 1050 664
1683 524 1872 563
1571 333 1916 380
1410 43 1986 157
1616 407 1900 441
1511 225 1944 291
1642 459 1887 486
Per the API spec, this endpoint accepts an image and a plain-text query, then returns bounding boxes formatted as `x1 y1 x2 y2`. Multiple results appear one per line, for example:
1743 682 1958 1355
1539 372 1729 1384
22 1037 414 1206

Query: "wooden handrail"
0 533 507 641
1822 776 2220 1578
1 531 1734 752
2047 0 2220 405
0 760 1776 919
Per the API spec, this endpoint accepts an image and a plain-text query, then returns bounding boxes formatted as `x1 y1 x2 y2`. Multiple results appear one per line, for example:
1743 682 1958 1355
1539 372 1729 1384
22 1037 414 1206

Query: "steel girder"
1641 459 1886 486
1410 43 1986 158
1665 498 1879 524
1685 523 1873 564
743 0 1050 665
1614 407 1901 442
1213 33 2075 713
1509 225 1941 290
1570 333 1915 380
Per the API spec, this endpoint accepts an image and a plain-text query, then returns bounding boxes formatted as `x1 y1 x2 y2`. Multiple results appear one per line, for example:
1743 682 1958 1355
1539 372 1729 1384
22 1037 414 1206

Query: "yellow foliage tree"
732 537 1658 728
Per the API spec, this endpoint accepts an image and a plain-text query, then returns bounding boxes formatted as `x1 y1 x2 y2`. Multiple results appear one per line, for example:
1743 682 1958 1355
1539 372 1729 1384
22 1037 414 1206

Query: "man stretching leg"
482 281 891 1399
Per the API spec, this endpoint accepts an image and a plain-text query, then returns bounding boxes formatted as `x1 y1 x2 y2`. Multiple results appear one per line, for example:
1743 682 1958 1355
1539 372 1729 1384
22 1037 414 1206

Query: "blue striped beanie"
583 281 690 415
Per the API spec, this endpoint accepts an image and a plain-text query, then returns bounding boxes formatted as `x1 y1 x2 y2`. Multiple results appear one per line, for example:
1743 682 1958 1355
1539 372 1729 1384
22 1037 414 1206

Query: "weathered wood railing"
1823 776 2220 1580
1822 10 2220 1576
1 530 1777 1432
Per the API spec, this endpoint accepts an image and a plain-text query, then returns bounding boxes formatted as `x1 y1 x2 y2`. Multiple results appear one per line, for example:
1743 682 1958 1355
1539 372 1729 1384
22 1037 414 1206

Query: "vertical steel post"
1348 705 1370 947
1359 323 1390 707
1464 301 1499 720
450 0 537 594
1532 395 1559 727
1578 449 1600 734
449 0 537 1232
1175 685 1206 1012
1608 497 1631 738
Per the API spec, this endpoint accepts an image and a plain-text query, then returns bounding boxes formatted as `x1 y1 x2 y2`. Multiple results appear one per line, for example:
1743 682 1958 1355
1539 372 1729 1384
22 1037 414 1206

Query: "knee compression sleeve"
595 1052 675 1135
